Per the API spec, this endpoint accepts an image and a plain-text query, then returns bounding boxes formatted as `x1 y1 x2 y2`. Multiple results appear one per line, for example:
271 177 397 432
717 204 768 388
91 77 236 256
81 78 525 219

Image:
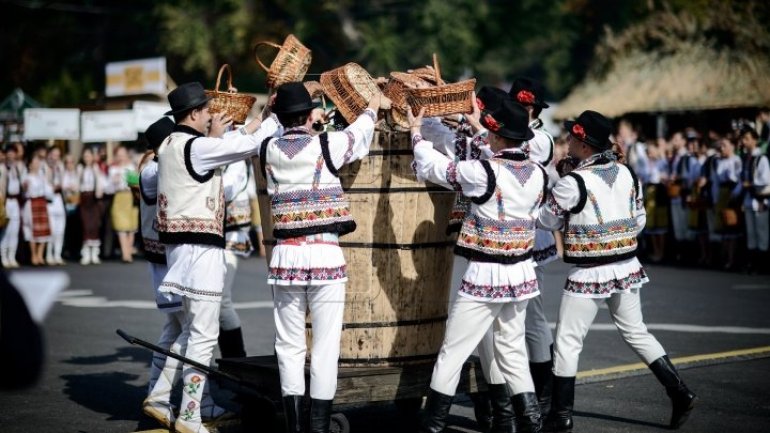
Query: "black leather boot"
512 392 541 433
218 327 246 358
309 398 333 433
649 355 697 429
530 360 554 417
487 384 514 433
542 376 574 433
282 395 304 433
470 392 493 432
419 389 454 433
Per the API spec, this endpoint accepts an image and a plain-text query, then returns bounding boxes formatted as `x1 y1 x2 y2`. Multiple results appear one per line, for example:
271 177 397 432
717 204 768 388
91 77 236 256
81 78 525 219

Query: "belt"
277 233 340 246
6 194 20 200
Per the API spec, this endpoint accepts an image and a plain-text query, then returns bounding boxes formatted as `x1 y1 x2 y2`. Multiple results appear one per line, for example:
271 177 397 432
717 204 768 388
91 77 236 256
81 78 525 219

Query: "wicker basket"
320 63 383 124
385 107 410 131
383 72 432 113
405 54 475 117
408 66 444 85
254 34 312 88
205 64 257 124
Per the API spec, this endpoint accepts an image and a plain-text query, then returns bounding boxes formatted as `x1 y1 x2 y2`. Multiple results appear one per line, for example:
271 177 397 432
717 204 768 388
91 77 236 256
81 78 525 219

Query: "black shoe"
512 392 541 433
218 327 247 358
309 398 333 433
419 389 454 433
649 356 697 429
282 395 305 433
530 360 554 417
542 376 574 433
487 384 514 433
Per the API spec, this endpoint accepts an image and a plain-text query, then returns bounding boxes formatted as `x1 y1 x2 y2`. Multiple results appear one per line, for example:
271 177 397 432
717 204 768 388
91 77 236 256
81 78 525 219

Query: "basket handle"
253 41 283 72
213 64 235 93
432 53 445 85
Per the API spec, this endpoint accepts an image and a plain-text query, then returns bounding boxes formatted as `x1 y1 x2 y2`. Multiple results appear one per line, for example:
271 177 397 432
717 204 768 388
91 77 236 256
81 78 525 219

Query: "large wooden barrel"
255 126 456 367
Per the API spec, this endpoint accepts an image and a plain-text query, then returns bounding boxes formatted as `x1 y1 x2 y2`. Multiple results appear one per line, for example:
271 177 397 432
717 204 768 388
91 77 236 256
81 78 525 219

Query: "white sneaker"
8 258 20 269
80 249 91 265
90 247 101 264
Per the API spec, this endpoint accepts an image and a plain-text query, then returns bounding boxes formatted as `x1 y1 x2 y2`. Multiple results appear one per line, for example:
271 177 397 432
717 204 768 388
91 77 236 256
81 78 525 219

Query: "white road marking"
549 322 770 334
732 284 770 290
57 290 273 310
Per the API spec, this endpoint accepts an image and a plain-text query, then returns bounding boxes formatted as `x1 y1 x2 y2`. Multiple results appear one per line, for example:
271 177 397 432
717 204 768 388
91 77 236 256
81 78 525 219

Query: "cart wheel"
329 412 350 433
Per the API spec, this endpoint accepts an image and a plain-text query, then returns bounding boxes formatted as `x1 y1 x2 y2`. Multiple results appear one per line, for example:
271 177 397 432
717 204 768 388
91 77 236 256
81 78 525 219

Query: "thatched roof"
555 6 770 119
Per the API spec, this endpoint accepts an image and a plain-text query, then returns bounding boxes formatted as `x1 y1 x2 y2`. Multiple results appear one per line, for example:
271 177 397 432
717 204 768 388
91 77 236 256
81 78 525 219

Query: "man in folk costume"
155 82 280 433
218 158 252 358
261 82 379 433
1 145 22 268
538 111 697 432
739 127 770 273
138 117 186 428
422 86 524 432
411 99 546 433
510 77 558 417
667 131 700 263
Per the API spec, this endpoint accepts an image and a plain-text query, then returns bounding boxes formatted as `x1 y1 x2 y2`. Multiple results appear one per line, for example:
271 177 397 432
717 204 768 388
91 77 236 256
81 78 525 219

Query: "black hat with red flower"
481 99 534 141
509 77 549 109
564 110 613 150
476 86 510 115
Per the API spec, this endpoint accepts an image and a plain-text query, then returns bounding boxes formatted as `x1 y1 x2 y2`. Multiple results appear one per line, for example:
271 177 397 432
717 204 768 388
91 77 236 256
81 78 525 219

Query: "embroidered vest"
260 131 355 239
224 161 252 232
455 153 547 264
156 129 225 248
139 159 165 264
562 161 641 264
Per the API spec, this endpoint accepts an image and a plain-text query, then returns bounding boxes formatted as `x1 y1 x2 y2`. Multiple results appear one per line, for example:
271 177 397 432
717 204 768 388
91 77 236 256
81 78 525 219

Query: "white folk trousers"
525 265 554 363
273 283 345 400
553 290 666 377
220 250 242 331
430 297 533 396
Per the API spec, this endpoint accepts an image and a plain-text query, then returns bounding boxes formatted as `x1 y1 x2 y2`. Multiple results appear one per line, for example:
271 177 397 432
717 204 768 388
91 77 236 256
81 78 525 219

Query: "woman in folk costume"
667 132 700 263
1 145 23 268
738 127 770 272
510 77 559 417
538 111 696 432
218 158 252 358
109 145 139 263
154 82 280 433
61 154 80 260
261 83 379 433
712 137 742 270
412 99 546 433
44 146 67 265
22 156 53 266
138 117 187 428
77 148 105 265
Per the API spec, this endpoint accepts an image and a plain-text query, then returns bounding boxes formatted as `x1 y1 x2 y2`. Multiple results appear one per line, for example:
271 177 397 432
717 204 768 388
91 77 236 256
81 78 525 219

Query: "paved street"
1 256 769 432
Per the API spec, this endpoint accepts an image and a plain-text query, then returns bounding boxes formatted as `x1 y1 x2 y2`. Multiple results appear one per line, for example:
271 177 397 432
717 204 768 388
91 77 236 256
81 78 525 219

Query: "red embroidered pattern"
459 278 538 299
565 268 647 296
268 265 347 282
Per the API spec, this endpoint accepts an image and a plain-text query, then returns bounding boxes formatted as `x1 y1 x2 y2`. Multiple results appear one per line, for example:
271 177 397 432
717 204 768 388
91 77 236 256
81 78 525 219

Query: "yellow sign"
106 57 167 97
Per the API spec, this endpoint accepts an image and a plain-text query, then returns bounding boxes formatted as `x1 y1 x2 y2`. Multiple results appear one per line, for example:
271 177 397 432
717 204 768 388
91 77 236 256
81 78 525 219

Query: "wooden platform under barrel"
255 126 456 367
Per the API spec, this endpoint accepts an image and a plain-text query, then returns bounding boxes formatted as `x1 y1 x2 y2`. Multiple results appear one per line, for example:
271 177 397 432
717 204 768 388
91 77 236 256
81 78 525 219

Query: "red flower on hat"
476 98 485 111
516 90 536 105
572 124 587 140
483 114 502 132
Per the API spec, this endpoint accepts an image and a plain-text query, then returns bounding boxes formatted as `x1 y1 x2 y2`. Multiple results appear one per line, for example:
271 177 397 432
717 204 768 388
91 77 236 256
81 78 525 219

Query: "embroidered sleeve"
327 109 376 166
445 162 461 191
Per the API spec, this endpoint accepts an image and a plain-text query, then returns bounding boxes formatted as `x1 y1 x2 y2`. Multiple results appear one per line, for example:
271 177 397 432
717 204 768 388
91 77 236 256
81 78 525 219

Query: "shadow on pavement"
63 346 151 366
61 371 145 422
575 410 669 429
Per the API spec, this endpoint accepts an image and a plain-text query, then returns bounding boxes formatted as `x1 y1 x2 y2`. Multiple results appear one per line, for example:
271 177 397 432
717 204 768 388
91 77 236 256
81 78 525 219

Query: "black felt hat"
481 99 535 141
509 77 549 109
564 110 613 150
272 82 318 114
145 117 175 150
476 86 510 115
165 82 212 116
